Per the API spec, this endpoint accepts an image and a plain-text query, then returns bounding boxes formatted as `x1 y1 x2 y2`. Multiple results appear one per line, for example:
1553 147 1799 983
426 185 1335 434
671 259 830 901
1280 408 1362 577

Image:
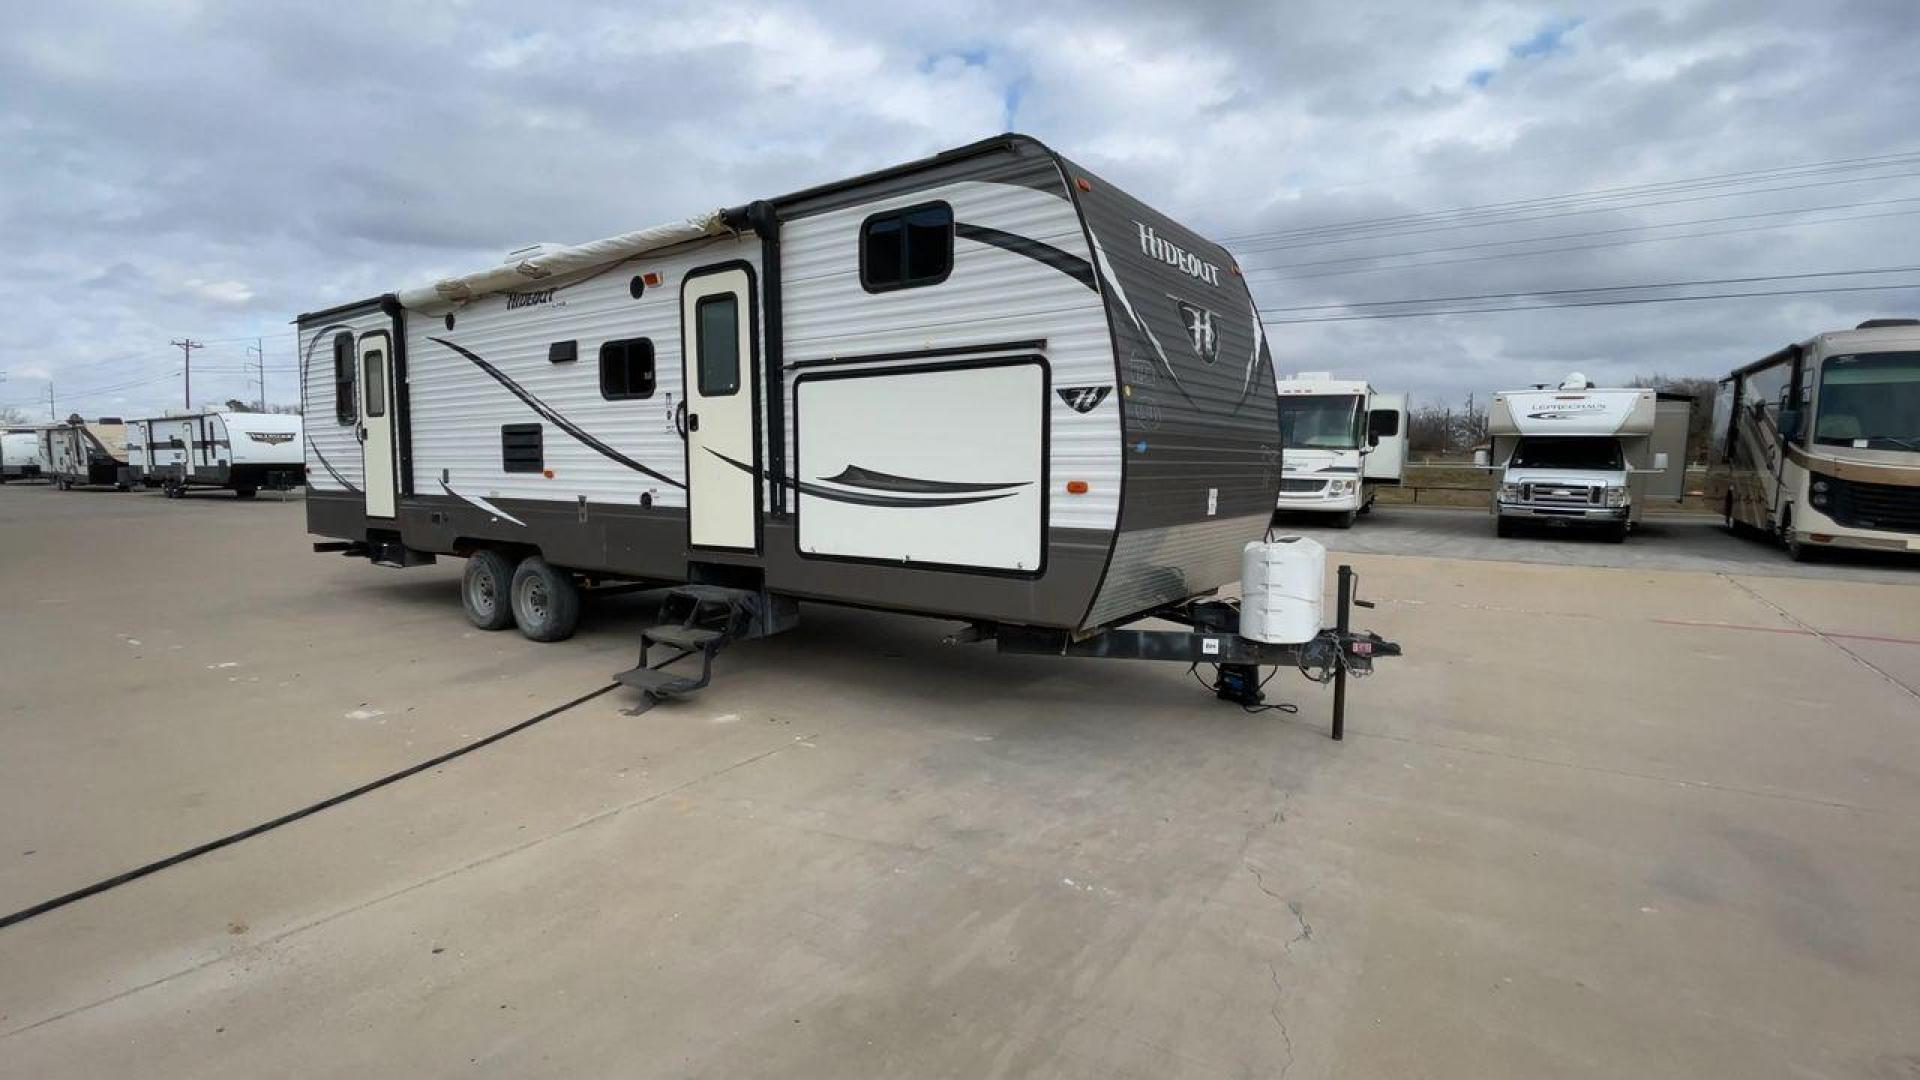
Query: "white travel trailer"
1714 319 1920 560
297 135 1399 729
131 411 304 498
1272 373 1407 526
1483 375 1691 541
42 419 130 490
1 428 45 482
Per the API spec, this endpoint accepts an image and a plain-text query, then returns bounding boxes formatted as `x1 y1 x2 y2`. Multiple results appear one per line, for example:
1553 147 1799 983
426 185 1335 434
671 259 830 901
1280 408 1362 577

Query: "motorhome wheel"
233 487 257 500
510 557 580 642
1604 521 1629 543
460 550 517 632
1781 512 1815 562
1495 517 1515 538
1333 510 1357 529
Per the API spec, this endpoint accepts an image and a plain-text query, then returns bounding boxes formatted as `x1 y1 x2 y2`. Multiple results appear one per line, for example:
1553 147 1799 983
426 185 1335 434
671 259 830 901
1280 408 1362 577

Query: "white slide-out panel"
1364 392 1407 482
796 360 1044 572
780 179 1117 534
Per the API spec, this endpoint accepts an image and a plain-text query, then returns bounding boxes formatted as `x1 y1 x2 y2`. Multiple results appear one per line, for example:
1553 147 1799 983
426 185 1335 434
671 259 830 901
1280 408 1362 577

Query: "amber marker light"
1066 480 1090 494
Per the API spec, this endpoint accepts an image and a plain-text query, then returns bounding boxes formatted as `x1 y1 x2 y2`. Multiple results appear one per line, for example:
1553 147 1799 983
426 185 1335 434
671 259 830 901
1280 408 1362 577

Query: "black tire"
462 550 518 632
510 556 580 642
1495 516 1515 538
1604 522 1629 543
1333 509 1357 529
233 487 257 500
1781 512 1816 562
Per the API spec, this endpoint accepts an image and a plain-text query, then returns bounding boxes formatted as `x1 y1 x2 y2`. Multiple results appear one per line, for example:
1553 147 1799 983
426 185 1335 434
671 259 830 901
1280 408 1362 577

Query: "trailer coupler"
985 564 1400 740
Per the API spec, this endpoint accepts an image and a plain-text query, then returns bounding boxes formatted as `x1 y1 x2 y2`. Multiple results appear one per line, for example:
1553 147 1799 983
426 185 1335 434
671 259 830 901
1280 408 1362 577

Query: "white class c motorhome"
1714 319 1920 560
1272 373 1407 527
294 135 1400 727
1482 374 1691 541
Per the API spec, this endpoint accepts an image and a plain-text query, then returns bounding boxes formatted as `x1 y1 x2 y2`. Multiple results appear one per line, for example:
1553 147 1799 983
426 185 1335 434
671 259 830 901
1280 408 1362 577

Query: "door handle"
688 413 700 433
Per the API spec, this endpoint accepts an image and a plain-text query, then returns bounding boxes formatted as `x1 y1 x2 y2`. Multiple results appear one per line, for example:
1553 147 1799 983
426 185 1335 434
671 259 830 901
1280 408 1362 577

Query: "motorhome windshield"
1277 394 1363 450
1509 435 1624 471
1814 352 1920 450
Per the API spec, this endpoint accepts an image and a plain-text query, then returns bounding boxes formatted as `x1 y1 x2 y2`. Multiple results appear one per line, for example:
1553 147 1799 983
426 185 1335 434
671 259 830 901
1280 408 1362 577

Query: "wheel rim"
472 573 495 618
524 578 549 622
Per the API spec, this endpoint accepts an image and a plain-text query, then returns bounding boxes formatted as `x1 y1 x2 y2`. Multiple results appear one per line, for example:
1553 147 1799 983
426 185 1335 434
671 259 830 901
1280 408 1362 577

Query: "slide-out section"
795 358 1046 573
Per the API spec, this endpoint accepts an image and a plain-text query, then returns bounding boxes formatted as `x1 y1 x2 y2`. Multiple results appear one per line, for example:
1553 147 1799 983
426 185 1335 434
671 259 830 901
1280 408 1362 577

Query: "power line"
1259 266 1920 314
1238 195 1920 277
1218 149 1920 247
1228 166 1920 254
0 371 182 412
1259 282 1920 326
1246 206 1920 284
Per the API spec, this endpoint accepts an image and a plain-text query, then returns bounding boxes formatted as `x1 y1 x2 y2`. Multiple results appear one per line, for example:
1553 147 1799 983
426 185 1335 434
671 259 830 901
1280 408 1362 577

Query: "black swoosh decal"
954 222 1097 291
299 321 360 494
707 449 1020 509
429 336 685 489
819 464 1027 494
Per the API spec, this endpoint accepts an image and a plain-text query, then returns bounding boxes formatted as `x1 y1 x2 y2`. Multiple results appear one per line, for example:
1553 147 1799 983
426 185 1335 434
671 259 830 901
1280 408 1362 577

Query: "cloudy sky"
3 0 1917 422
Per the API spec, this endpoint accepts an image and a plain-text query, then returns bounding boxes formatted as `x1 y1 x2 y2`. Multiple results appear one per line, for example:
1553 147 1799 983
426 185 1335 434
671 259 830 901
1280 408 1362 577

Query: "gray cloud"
2 0 1917 420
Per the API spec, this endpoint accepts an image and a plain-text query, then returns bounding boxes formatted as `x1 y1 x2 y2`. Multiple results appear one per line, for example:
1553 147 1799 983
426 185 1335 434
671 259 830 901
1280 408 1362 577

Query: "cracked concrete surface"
2 487 1918 1077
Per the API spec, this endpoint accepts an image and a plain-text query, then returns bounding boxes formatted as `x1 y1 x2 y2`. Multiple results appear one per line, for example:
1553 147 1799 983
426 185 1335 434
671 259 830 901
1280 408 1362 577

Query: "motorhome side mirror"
1652 452 1670 472
1777 408 1803 441
1367 431 1381 447
1472 449 1490 468
1367 409 1400 438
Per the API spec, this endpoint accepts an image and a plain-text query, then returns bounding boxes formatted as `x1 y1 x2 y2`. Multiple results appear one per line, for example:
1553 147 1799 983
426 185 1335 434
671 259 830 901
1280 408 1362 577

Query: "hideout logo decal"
1175 300 1220 364
247 431 295 445
1056 386 1112 414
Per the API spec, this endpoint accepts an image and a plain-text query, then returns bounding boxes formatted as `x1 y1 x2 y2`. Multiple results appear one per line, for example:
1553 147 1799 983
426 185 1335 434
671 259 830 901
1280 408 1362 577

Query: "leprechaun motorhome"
297 135 1399 729
1483 375 1691 541
1714 319 1920 560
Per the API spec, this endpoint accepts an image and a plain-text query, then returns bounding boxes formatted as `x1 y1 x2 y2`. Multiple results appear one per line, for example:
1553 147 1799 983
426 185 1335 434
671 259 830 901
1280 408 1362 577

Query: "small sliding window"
860 202 953 293
599 338 656 400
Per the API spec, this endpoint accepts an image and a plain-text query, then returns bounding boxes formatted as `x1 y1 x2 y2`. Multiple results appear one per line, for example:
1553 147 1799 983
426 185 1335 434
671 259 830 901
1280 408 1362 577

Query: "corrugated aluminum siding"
780 171 1120 534
1057 154 1282 626
405 233 756 510
298 305 390 494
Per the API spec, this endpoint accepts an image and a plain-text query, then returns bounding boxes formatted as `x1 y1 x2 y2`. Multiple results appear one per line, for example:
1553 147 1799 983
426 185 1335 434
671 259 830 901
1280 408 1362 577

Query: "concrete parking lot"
2 484 1918 1079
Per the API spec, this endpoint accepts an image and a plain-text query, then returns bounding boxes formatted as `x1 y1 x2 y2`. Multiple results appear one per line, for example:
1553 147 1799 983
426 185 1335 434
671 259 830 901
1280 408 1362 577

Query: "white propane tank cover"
1559 372 1593 389
1240 536 1326 645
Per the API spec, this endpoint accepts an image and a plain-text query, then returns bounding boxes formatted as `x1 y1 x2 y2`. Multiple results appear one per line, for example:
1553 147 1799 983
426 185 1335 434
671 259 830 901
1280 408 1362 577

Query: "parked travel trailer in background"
1272 373 1407 527
1714 319 1920 560
1481 375 1691 541
42 419 130 491
1 428 45 483
129 411 305 498
295 134 1398 727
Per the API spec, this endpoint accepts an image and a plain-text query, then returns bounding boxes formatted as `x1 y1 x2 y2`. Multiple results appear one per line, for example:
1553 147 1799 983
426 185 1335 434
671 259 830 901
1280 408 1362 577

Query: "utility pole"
246 337 266 410
170 339 203 410
48 382 55 422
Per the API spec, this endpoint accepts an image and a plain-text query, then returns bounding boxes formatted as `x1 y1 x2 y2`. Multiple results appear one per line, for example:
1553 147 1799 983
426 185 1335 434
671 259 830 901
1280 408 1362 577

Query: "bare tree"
1 406 35 427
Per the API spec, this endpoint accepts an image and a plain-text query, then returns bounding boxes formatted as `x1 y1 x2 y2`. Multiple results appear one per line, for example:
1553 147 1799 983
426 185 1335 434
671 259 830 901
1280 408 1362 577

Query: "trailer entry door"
357 331 397 518
681 266 758 552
